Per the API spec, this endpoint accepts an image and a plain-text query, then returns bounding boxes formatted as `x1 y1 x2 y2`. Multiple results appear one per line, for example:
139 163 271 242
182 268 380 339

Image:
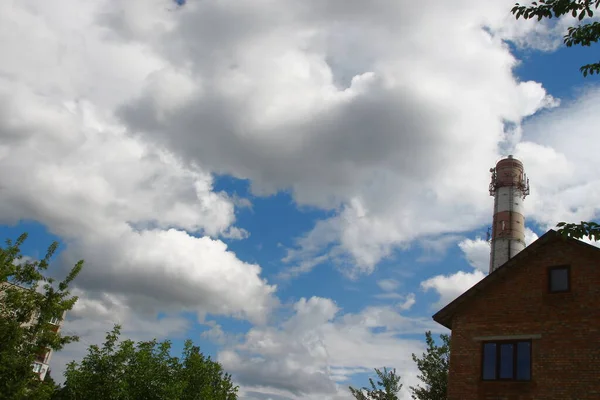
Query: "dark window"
549 266 570 292
516 342 531 380
482 340 531 381
482 343 496 380
499 344 514 378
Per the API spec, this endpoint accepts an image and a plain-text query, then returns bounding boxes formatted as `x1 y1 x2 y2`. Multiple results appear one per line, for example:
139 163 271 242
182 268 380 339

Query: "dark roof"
432 229 600 329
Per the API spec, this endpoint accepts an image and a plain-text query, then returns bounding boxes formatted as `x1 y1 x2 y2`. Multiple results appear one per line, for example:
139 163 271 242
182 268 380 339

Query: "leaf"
0 233 83 397
61 326 240 400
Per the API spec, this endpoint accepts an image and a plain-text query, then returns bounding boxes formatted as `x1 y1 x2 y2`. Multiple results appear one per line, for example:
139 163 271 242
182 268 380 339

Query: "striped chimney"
488 155 530 274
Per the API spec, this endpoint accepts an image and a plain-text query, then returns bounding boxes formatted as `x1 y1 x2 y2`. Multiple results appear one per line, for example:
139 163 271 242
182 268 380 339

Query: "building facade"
433 230 600 400
32 314 64 381
0 281 65 381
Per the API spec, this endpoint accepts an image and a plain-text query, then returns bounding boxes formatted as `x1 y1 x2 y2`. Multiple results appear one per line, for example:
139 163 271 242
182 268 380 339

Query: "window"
548 266 570 293
32 362 43 373
482 341 531 381
49 316 60 325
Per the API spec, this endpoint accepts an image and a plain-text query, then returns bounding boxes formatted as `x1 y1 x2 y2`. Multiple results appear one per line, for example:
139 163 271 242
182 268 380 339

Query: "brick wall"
447 239 600 400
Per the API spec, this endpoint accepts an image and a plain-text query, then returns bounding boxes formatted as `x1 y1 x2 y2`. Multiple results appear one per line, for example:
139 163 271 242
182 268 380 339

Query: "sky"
0 0 599 399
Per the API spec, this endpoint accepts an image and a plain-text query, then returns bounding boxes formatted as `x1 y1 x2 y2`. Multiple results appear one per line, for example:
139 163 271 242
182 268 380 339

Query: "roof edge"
431 229 563 329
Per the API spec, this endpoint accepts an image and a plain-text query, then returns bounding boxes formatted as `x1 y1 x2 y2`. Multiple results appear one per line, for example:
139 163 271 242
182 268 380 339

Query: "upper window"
548 266 570 293
32 362 43 373
482 341 531 381
49 316 60 325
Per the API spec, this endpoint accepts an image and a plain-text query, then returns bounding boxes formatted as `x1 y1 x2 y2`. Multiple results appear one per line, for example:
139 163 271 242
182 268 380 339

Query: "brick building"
433 229 600 400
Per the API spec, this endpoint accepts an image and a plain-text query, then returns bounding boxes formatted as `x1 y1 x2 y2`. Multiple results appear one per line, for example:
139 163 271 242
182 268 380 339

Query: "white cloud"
377 279 400 292
217 296 442 400
458 238 490 273
0 1 278 330
0 94 276 325
222 226 251 240
397 293 417 311
63 229 277 323
3 0 579 286
112 0 560 277
515 87 600 230
421 270 486 310
487 10 600 52
524 227 540 245
573 235 600 249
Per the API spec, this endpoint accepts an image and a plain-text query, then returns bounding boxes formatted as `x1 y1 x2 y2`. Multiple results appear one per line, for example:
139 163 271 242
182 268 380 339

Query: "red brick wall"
447 239 600 400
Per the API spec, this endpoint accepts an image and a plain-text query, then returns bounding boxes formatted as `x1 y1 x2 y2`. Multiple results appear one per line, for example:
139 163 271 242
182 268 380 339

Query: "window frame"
548 265 571 293
32 362 43 373
49 316 61 325
481 340 532 382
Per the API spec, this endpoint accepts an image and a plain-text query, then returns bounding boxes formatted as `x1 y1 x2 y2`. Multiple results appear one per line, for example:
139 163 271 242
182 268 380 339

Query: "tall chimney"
488 155 530 273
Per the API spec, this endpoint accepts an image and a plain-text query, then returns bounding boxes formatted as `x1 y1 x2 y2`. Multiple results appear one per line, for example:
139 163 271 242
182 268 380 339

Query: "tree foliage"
58 325 239 400
511 0 600 76
556 221 600 240
0 233 83 400
349 367 403 400
410 331 450 400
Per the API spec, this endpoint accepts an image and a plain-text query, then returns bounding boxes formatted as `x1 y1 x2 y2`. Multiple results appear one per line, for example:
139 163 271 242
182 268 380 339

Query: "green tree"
511 0 600 76
349 367 403 400
0 233 83 400
60 325 238 400
410 331 450 400
556 221 600 240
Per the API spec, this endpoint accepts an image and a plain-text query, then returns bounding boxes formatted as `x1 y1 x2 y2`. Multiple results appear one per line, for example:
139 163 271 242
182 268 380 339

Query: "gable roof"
432 229 600 329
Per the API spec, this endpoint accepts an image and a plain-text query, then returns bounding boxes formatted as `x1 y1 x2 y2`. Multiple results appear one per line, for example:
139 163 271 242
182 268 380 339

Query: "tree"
410 331 450 400
349 367 403 400
556 221 600 240
0 233 83 400
60 325 238 400
511 0 600 77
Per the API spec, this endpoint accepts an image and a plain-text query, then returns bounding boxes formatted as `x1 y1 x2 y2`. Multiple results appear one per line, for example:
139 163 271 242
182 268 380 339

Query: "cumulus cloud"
0 95 276 325
458 238 491 273
217 297 440 399
421 271 486 309
3 0 574 284
111 0 561 277
2 0 599 396
515 87 600 230
0 1 277 330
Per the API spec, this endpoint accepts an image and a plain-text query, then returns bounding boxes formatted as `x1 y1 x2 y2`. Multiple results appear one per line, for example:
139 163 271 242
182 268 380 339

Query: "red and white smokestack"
488 155 530 273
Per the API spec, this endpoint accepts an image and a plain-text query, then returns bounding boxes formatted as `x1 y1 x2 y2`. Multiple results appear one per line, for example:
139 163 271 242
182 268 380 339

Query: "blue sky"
1 1 599 399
